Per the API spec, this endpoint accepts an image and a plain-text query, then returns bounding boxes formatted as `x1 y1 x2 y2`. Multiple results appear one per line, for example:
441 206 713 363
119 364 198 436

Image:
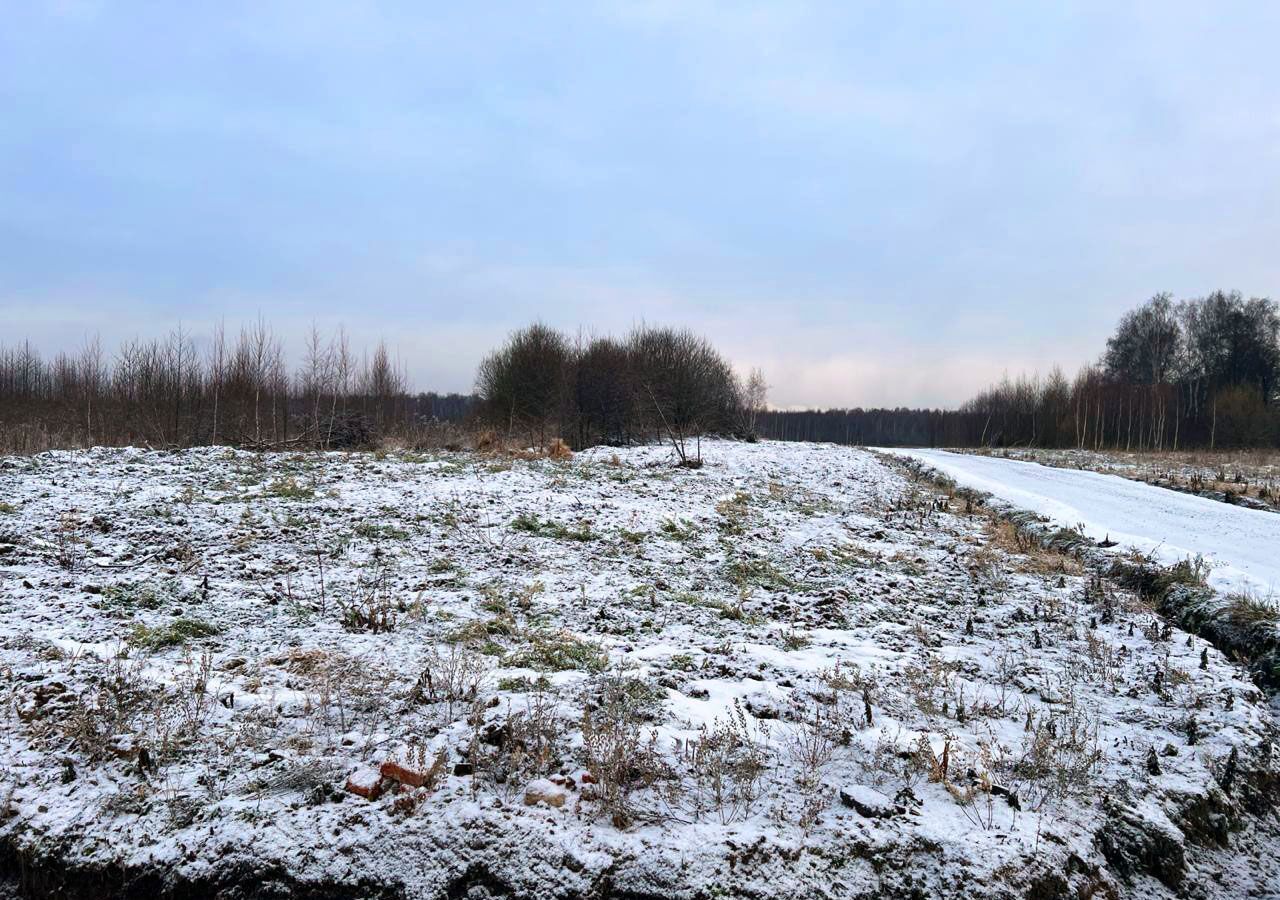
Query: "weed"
1226 590 1278 625
786 696 837 796
56 649 156 760
289 649 393 739
338 553 399 633
782 627 811 651
669 653 697 672
411 645 490 722
469 689 565 798
55 511 84 569
678 700 772 825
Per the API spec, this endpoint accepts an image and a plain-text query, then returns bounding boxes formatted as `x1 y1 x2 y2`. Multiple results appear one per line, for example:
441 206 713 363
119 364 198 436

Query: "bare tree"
745 367 769 435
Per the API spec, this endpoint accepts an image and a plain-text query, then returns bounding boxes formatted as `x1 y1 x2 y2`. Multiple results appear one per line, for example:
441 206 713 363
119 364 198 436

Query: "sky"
2 1 1278 408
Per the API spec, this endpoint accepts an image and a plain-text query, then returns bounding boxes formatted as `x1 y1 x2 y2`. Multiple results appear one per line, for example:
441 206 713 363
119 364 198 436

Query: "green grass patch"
354 522 409 541
497 674 552 692
511 513 596 542
723 556 800 592
130 617 221 649
659 518 700 542
264 477 314 500
447 616 516 645
672 590 758 622
103 578 194 611
506 630 609 672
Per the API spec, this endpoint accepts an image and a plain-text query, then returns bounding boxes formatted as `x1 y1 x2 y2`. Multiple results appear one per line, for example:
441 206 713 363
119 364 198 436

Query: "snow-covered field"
883 449 1280 604
1 441 1277 898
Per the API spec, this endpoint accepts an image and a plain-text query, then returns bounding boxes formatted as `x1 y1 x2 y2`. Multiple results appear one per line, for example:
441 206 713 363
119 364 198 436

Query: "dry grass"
982 517 1083 577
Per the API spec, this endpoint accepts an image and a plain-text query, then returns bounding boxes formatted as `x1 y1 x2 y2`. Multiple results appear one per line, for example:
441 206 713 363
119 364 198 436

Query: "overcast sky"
2 2 1278 408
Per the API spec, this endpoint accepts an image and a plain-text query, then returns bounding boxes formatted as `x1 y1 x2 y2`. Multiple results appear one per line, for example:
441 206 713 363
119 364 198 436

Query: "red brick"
345 767 387 799
380 760 429 788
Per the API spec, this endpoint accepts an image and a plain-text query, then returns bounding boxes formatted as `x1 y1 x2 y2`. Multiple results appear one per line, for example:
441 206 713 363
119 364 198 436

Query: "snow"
0 440 1277 898
883 448 1280 602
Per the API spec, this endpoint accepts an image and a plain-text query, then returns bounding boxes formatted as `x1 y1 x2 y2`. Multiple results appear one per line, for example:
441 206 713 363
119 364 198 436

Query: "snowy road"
883 448 1280 601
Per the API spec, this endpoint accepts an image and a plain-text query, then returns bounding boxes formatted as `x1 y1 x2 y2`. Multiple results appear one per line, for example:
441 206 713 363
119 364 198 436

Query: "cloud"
2 2 1278 407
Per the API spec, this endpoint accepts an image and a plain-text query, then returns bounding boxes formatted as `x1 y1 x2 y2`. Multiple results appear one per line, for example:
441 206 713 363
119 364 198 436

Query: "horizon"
3 2 1278 408
0 316 1115 413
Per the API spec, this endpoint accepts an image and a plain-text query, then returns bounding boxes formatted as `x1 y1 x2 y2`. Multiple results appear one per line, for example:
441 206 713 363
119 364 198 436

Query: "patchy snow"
0 441 1277 898
883 448 1280 603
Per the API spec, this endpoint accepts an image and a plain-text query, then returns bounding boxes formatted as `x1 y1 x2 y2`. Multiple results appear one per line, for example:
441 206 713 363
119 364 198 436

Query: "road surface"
882 448 1280 602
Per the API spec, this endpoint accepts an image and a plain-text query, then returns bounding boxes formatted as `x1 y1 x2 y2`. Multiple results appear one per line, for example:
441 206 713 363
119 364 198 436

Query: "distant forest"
760 290 1280 451
0 322 474 454
1 289 1277 454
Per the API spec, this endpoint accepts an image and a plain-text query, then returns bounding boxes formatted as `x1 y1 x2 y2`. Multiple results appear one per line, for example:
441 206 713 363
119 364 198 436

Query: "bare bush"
677 700 772 825
338 553 399 633
468 689 565 799
579 671 677 827
410 645 490 723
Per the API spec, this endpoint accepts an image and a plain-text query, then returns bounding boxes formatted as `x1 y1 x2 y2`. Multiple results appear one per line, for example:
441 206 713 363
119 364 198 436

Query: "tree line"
0 322 474 454
5 291 1275 456
759 290 1280 450
474 323 767 464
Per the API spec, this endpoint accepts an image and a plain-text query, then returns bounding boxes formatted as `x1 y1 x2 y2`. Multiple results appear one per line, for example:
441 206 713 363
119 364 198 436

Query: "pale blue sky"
2 2 1277 406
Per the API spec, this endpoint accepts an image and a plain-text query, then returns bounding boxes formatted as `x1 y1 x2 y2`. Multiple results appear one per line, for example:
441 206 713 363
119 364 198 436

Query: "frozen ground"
962 447 1280 515
1 441 1278 899
884 449 1280 605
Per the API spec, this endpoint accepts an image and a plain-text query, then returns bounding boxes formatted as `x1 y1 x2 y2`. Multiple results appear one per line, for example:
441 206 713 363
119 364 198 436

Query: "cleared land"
1 441 1277 899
